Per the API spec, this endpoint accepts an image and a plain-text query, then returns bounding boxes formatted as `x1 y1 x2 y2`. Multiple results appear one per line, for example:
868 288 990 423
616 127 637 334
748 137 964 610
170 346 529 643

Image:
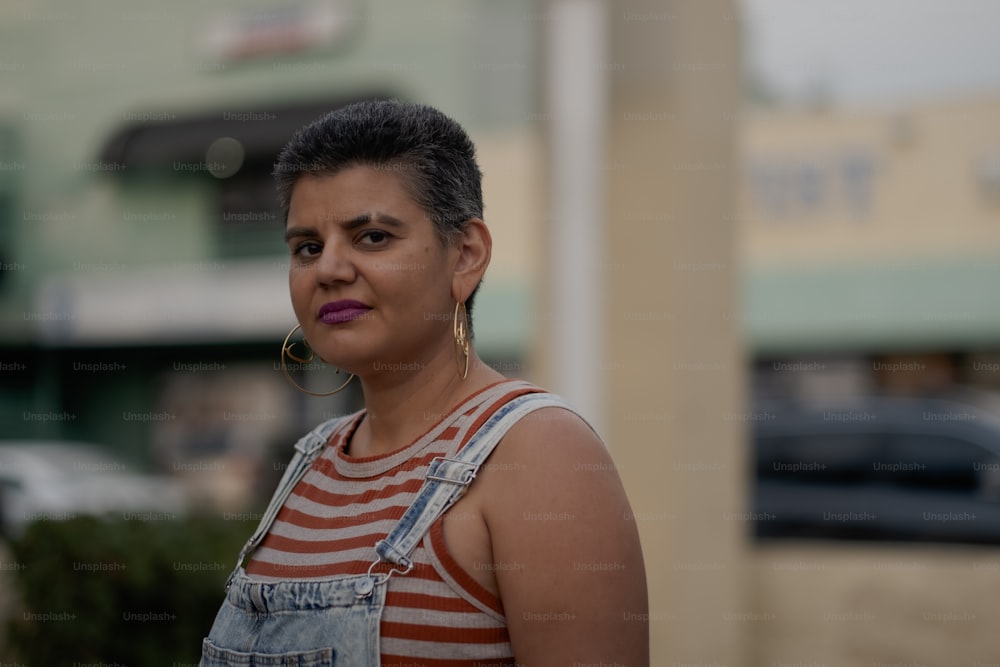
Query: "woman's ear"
451 218 492 302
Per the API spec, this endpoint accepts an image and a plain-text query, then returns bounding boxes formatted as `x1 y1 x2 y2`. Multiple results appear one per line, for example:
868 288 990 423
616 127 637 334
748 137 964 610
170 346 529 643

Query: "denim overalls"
200 391 570 667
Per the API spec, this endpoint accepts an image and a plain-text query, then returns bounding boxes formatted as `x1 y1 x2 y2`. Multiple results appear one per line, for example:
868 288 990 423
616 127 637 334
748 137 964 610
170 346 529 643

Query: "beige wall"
473 131 545 286
751 543 1000 667
739 96 1000 268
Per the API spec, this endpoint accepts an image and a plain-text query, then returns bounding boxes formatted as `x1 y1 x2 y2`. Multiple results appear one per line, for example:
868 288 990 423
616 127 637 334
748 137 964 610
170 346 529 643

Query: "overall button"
354 576 375 598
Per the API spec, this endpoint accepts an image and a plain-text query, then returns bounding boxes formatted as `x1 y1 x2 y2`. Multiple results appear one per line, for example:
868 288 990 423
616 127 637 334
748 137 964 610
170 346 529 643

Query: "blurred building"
9 2 999 663
1 3 747 663
738 95 1000 399
0 1 546 496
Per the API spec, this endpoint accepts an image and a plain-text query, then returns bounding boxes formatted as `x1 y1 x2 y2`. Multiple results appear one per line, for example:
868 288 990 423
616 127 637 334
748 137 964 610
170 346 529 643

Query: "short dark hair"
274 99 485 332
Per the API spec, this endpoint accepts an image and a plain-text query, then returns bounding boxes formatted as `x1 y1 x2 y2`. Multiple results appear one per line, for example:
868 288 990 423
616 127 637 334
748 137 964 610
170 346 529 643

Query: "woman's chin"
317 357 361 375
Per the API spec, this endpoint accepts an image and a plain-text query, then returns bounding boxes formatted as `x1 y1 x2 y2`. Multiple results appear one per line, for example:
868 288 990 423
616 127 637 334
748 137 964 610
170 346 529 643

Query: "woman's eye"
359 230 390 246
292 241 322 258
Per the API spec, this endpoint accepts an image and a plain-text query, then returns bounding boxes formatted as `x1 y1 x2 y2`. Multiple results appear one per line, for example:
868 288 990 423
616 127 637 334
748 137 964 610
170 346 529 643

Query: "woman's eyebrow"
284 226 319 243
284 212 406 242
341 212 406 230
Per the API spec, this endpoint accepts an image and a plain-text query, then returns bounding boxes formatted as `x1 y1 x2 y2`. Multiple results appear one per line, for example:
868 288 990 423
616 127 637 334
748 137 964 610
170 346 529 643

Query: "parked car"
750 392 1000 544
0 441 189 538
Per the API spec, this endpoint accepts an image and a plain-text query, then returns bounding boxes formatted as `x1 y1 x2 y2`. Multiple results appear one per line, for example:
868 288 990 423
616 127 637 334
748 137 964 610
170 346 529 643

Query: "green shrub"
4 514 256 666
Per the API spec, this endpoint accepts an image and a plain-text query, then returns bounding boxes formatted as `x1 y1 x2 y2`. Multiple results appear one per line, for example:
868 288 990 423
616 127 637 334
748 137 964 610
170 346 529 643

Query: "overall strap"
225 413 352 589
354 392 573 597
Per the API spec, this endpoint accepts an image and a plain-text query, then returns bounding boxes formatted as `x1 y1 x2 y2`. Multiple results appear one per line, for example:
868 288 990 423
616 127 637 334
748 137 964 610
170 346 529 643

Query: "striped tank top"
246 380 542 666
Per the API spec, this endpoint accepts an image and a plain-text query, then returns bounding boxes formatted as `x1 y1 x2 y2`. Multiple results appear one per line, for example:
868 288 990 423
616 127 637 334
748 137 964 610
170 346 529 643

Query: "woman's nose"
314 241 357 285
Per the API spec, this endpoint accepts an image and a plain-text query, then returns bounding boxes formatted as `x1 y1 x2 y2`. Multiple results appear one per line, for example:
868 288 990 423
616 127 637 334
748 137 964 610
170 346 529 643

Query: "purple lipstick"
319 300 371 324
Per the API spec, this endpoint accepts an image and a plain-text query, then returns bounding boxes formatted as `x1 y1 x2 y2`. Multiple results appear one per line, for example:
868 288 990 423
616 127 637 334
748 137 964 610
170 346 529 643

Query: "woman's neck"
350 351 505 458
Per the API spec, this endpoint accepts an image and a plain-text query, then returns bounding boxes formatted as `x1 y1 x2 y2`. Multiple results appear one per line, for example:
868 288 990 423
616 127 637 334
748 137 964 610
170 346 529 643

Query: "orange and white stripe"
247 381 542 666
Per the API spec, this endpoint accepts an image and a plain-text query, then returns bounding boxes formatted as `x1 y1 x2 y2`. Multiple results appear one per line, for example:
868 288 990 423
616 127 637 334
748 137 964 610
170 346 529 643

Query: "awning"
34 260 295 345
97 94 393 172
744 258 1000 353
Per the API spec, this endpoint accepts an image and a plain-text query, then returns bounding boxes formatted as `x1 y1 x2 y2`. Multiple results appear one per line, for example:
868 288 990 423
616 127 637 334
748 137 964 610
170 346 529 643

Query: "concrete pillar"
544 0 609 435
541 1 747 663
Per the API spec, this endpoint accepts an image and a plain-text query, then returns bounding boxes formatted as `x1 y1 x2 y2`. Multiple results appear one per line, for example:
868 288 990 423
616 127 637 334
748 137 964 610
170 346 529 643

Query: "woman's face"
284 166 459 377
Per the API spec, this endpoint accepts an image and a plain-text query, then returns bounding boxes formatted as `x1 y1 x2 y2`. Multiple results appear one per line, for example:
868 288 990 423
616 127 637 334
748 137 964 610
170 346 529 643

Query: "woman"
200 99 648 667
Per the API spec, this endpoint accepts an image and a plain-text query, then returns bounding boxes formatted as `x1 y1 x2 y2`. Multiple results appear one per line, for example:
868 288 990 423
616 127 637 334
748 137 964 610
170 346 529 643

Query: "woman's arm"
484 407 650 666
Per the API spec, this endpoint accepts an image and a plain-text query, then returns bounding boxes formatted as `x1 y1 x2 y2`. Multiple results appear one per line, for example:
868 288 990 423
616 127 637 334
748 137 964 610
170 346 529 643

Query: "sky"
740 0 1000 108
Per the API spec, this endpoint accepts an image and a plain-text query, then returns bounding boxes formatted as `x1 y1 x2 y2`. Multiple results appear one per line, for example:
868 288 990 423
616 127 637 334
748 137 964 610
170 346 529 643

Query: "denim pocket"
200 638 335 666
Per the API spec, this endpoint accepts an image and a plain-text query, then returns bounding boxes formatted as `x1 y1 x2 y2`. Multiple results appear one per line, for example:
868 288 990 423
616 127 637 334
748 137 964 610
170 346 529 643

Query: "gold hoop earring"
453 301 470 380
280 324 355 397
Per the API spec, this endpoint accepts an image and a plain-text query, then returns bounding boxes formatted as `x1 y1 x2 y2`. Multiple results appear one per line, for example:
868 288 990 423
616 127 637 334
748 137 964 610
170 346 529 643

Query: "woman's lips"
319 300 371 324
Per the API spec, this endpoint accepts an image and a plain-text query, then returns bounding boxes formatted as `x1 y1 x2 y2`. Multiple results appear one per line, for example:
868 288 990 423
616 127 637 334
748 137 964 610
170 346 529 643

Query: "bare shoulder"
482 405 626 506
476 404 650 665
491 405 611 466
481 404 632 529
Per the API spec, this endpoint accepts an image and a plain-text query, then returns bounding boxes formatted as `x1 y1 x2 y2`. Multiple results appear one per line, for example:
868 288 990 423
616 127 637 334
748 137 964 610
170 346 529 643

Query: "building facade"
739 95 1000 398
